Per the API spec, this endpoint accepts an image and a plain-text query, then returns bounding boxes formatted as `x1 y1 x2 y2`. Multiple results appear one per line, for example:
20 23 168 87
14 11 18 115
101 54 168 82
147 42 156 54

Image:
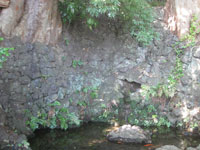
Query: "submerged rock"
187 148 196 150
187 144 200 150
107 124 151 143
156 145 181 150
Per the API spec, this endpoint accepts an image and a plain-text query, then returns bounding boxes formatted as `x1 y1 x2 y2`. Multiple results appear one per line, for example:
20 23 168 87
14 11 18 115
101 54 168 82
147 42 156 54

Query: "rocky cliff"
0 7 200 149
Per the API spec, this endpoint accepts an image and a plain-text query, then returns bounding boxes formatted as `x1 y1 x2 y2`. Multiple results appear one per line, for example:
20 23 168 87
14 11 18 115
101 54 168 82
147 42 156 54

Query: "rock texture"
164 0 200 38
0 0 62 44
0 9 179 134
107 125 151 143
187 144 200 150
0 126 28 150
156 145 181 150
0 7 200 149
0 0 9 7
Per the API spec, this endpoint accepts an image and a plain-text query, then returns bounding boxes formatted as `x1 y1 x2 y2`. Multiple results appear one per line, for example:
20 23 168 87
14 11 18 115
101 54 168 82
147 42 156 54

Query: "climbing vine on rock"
141 14 200 100
181 15 200 47
0 37 14 68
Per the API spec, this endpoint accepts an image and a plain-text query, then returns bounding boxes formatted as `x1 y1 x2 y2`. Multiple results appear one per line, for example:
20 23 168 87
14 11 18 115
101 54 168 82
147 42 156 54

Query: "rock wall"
0 7 200 148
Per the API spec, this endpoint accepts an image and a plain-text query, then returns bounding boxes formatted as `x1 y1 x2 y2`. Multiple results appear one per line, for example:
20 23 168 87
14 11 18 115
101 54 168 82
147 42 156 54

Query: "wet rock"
193 47 200 59
156 145 181 150
187 144 200 150
107 125 151 143
58 87 66 100
197 144 200 150
187 147 197 150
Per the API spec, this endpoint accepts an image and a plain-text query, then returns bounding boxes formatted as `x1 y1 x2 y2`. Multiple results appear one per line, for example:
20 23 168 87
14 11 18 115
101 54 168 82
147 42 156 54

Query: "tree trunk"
0 0 62 45
0 0 9 7
164 0 200 38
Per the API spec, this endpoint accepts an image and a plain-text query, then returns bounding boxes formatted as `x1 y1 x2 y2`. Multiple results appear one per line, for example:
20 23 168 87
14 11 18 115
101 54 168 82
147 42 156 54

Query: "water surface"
29 123 200 150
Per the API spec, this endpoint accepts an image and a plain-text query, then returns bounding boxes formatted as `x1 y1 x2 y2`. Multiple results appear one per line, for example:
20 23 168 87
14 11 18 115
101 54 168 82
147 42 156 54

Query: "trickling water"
29 123 200 150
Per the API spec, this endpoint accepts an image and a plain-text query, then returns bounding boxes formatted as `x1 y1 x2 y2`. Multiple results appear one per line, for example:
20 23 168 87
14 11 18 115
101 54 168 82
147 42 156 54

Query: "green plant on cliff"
17 140 30 149
128 101 171 127
0 37 14 68
26 101 81 131
59 0 157 46
141 14 200 100
72 60 83 68
181 15 200 47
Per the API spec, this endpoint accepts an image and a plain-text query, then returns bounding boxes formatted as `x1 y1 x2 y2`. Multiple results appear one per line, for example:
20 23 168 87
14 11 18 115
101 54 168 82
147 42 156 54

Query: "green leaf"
49 101 61 107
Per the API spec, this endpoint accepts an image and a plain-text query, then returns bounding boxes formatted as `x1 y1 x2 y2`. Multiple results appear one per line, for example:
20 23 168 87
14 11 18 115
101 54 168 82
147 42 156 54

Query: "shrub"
26 101 81 131
59 0 157 46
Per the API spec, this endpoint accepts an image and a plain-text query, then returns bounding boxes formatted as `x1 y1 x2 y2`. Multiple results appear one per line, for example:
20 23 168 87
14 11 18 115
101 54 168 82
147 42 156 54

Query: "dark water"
29 123 200 150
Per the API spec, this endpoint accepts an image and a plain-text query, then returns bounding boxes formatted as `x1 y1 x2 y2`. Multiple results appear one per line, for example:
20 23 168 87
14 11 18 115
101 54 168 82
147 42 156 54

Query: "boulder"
197 144 200 150
156 145 181 150
187 144 200 150
187 147 197 150
0 0 9 7
107 124 151 143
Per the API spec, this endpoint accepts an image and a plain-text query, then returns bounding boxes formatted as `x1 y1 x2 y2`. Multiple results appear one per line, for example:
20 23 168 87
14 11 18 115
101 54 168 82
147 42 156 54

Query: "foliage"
137 14 200 129
72 60 83 68
140 44 184 99
26 101 81 131
177 117 199 130
93 103 119 122
7 140 30 150
0 37 14 68
58 0 86 24
59 0 157 45
90 89 98 99
141 14 200 100
64 37 69 46
128 101 171 127
181 15 200 47
119 0 156 45
77 100 87 107
18 140 30 149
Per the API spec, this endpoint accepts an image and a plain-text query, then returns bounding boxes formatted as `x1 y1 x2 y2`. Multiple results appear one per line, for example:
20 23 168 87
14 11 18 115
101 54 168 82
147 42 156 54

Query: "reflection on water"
29 123 200 150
